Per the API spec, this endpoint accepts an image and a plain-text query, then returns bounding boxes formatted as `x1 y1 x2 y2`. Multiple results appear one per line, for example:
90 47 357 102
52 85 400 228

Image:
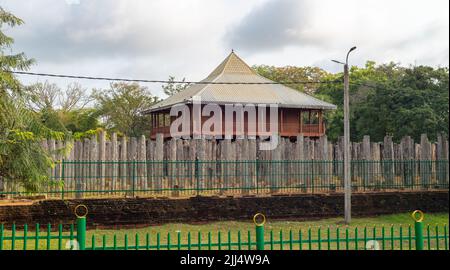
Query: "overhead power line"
6 70 343 85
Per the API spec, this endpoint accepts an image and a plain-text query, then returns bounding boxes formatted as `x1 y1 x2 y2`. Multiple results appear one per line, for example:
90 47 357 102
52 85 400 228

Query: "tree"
352 65 449 142
255 60 448 142
253 65 330 95
25 81 98 133
316 61 448 142
162 76 190 96
61 108 102 133
92 82 160 137
25 81 60 111
0 7 66 191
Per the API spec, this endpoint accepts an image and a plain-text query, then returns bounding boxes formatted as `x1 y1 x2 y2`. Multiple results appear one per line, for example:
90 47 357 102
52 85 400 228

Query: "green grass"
87 212 449 237
1 212 448 250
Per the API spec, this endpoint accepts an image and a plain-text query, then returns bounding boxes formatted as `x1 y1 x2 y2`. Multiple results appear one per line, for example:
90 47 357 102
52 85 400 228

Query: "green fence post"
254 213 266 250
75 205 88 250
0 223 3 251
132 159 136 197
412 210 424 250
255 159 259 194
61 159 65 200
195 158 200 196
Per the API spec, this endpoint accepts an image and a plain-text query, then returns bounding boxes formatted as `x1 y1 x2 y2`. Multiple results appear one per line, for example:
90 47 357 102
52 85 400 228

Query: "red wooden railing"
151 122 326 138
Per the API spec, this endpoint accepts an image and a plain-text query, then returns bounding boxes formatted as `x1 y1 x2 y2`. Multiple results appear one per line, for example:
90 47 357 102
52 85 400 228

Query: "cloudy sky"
1 0 448 97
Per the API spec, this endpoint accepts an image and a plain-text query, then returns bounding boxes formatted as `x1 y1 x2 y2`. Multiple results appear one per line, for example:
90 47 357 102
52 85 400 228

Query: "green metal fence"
1 160 448 199
0 213 448 250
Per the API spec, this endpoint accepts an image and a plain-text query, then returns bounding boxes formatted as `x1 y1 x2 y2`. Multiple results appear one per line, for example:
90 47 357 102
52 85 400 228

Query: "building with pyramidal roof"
144 51 336 139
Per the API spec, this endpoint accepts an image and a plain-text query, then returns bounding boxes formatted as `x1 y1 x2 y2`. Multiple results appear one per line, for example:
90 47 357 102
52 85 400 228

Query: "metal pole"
76 217 86 250
75 205 88 250
254 213 266 250
195 158 200 196
255 225 265 250
132 159 136 197
412 210 424 250
344 63 351 224
61 159 65 200
332 46 356 225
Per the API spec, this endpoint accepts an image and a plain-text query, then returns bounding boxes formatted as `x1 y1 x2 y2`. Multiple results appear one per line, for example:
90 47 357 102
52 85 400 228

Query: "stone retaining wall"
0 191 447 229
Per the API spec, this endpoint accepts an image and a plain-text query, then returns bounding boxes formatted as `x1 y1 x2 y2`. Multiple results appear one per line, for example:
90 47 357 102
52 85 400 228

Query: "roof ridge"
207 51 256 77
225 52 257 75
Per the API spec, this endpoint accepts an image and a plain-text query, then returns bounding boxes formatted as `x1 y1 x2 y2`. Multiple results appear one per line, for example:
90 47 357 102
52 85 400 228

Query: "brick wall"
0 191 447 229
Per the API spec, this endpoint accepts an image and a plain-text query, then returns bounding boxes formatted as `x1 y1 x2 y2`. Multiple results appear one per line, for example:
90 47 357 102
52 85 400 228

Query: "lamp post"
332 46 356 224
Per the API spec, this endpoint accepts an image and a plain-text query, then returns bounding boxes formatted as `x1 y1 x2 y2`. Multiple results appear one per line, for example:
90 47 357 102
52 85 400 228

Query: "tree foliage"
162 76 190 97
92 82 160 137
316 62 448 142
0 7 67 191
352 65 449 142
255 61 449 142
253 65 330 95
25 81 99 133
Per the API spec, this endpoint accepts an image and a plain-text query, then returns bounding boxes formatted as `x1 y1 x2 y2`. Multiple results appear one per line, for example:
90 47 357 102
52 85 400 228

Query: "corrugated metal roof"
144 52 337 113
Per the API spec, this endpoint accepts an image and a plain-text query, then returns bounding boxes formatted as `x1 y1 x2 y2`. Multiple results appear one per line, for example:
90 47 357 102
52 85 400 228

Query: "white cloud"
0 0 448 97
230 0 449 69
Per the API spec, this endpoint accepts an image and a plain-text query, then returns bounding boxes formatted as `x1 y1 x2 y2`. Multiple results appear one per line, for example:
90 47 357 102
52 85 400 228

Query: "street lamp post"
332 46 356 224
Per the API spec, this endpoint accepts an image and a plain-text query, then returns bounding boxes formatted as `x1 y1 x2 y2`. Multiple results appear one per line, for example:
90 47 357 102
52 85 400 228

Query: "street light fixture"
331 46 357 225
332 60 345 65
346 46 357 64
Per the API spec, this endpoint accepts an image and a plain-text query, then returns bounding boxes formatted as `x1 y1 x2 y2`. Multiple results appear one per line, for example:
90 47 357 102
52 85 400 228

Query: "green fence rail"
1 160 448 199
0 212 448 251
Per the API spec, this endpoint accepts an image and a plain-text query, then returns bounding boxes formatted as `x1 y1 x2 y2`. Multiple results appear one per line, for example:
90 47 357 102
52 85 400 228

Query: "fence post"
255 158 259 194
132 158 136 197
412 210 424 250
254 213 266 250
75 205 88 250
61 159 65 200
195 158 200 196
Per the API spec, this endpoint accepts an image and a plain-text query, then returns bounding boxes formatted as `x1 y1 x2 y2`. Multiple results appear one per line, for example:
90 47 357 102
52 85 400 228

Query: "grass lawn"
1 212 448 250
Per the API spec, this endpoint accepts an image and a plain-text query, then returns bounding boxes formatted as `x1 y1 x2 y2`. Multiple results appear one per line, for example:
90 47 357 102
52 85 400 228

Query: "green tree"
253 65 330 95
0 7 65 191
353 65 448 142
162 76 190 96
62 108 102 133
25 81 100 133
255 60 448 142
92 82 160 137
316 61 448 142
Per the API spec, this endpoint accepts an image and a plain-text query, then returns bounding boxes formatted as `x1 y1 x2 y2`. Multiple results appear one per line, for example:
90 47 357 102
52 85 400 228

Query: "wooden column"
420 134 432 188
111 133 118 191
98 131 106 191
155 133 164 194
119 136 127 191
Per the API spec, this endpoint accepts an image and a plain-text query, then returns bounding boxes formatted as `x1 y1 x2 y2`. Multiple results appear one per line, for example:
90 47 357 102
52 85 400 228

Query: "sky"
1 0 448 98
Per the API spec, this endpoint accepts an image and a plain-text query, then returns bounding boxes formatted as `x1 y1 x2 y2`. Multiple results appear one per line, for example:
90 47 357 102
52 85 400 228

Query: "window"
300 110 319 125
152 112 171 128
158 114 164 127
164 114 171 127
310 111 319 124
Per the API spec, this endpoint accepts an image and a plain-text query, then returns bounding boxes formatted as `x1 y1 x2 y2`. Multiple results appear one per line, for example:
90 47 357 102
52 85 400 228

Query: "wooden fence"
40 133 448 167
1 132 448 198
